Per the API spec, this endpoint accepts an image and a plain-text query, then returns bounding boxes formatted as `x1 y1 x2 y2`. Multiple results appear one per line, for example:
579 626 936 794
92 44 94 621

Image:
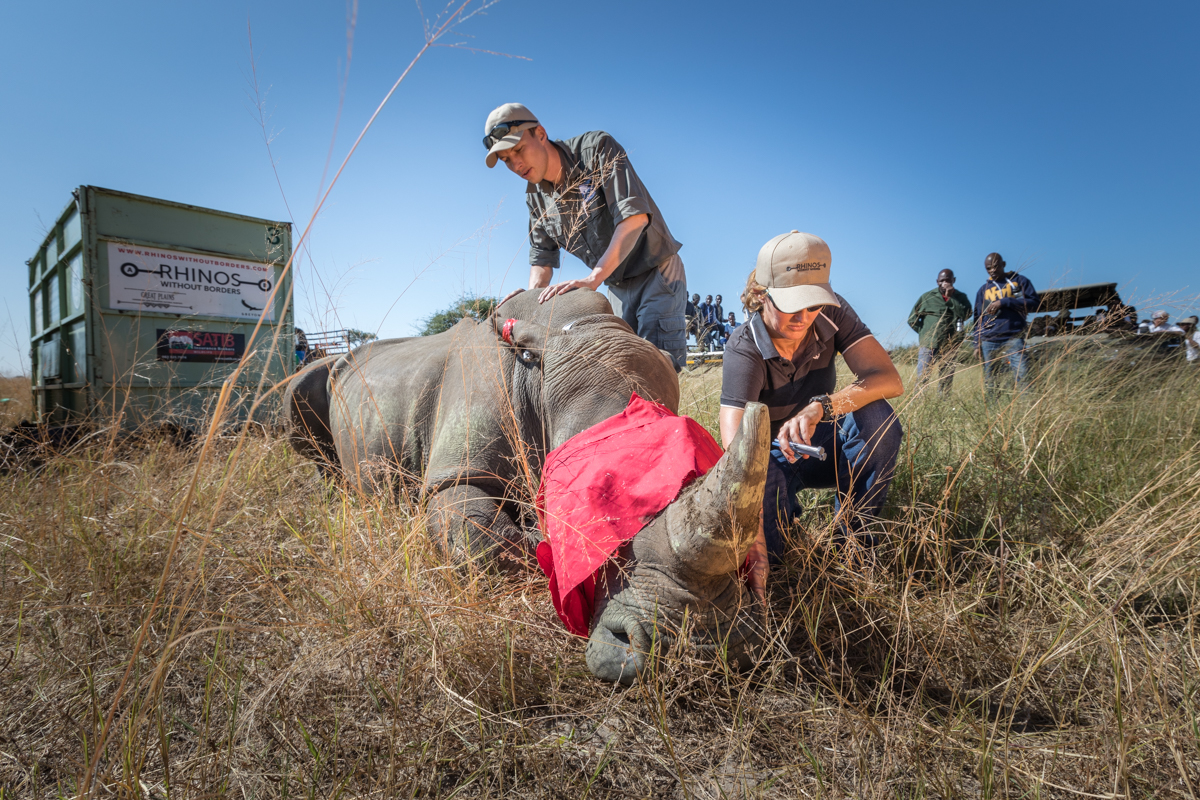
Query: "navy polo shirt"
719 295 872 435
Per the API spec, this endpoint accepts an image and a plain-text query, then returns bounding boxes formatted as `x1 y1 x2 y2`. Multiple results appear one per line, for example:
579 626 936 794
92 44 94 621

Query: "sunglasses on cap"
482 120 537 149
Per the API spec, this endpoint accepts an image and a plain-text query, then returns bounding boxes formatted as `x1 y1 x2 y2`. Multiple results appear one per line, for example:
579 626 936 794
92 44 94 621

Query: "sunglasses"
767 295 822 314
482 120 537 149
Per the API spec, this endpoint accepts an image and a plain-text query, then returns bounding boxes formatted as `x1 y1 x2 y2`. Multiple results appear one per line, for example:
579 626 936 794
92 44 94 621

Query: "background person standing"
699 294 721 351
484 103 689 369
908 268 971 395
686 293 700 346
973 252 1038 394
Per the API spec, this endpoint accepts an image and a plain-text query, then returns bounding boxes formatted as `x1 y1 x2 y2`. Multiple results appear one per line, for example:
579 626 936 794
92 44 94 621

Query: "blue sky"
2 0 1197 375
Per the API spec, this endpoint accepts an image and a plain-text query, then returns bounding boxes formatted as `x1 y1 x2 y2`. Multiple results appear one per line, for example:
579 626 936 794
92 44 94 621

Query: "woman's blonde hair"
741 269 768 315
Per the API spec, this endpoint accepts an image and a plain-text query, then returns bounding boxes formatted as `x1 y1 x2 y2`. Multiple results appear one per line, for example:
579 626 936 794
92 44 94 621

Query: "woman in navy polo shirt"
718 231 904 594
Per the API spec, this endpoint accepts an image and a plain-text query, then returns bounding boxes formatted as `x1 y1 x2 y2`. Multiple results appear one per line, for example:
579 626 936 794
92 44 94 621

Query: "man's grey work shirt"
720 296 872 436
527 131 682 286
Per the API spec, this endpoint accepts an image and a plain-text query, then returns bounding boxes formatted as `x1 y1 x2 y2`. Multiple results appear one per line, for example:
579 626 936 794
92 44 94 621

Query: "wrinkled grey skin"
284 289 770 683
586 402 770 683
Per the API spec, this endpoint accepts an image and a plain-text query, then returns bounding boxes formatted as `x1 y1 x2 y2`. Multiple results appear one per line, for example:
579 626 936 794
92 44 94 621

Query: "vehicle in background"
1025 282 1187 364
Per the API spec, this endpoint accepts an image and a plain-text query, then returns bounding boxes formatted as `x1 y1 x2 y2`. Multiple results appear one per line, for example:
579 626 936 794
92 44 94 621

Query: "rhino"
284 289 770 684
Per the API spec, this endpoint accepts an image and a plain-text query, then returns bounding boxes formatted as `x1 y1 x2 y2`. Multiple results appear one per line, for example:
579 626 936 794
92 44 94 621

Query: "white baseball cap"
483 102 540 168
754 231 839 313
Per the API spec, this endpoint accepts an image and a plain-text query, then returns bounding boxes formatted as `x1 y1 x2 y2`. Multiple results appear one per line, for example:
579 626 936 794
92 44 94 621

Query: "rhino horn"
667 402 770 575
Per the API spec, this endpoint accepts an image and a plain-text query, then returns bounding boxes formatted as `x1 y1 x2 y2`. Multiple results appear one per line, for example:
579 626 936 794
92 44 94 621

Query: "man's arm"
527 196 560 289
953 292 973 320
907 298 924 333
973 287 986 350
529 265 554 289
536 214 649 303
1001 276 1038 313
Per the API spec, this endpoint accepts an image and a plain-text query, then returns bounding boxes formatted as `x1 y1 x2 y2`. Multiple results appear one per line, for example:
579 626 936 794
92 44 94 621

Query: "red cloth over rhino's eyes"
502 318 517 344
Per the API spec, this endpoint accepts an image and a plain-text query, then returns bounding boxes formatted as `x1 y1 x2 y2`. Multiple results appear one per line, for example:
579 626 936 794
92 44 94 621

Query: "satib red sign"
156 330 246 363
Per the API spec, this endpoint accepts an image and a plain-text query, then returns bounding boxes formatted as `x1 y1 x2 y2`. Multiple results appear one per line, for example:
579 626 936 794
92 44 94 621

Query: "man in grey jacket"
483 103 689 369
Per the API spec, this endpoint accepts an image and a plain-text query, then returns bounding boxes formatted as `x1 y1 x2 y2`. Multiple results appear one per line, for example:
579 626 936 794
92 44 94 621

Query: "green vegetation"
417 293 498 336
1 343 1198 797
343 328 379 348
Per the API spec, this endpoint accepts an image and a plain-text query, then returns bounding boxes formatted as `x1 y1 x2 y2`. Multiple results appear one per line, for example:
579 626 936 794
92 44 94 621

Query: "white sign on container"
106 241 279 321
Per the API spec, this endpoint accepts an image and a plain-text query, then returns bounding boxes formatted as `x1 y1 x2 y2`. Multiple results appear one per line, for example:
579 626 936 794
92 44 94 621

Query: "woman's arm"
718 405 745 449
774 336 903 462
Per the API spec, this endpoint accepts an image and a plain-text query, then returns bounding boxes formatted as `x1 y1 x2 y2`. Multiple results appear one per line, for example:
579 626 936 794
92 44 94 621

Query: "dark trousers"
762 399 904 562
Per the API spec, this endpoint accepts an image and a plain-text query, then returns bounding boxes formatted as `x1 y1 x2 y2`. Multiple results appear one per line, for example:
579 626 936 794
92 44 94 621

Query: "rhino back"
327 318 523 492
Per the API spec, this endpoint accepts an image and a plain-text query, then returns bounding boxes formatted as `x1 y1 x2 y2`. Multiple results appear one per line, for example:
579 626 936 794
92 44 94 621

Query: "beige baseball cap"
483 102 539 168
755 231 839 313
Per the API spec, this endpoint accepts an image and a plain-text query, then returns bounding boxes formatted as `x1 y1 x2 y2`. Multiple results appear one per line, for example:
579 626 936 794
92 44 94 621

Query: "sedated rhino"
284 289 770 684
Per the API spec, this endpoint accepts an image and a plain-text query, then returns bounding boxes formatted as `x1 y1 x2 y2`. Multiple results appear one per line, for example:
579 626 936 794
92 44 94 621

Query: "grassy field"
1 345 1198 798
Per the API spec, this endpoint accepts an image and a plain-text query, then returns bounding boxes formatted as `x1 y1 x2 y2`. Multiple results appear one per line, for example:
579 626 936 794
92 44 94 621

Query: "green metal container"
27 186 293 430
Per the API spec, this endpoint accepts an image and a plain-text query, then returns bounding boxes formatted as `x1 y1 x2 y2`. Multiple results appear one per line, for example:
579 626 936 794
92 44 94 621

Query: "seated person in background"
1028 316 1048 337
1148 311 1184 334
717 311 739 350
720 231 904 592
1179 316 1199 363
295 328 309 366
1114 305 1138 331
1054 309 1073 335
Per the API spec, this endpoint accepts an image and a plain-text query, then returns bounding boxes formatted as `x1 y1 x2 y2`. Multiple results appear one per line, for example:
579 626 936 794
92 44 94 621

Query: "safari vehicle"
1024 282 1188 365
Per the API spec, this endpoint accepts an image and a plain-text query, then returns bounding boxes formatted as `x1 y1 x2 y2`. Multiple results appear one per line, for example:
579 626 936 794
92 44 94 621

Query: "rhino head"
492 289 769 684
585 402 770 684
491 290 680 451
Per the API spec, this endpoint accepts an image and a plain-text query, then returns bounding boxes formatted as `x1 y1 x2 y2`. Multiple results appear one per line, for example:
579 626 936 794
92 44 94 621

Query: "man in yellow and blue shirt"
972 252 1038 393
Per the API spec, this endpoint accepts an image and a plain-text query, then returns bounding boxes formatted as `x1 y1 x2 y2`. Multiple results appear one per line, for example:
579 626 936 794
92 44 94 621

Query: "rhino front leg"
426 484 534 573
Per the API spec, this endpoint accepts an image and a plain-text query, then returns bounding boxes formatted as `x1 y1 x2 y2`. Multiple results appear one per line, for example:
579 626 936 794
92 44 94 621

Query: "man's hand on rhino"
537 274 602 303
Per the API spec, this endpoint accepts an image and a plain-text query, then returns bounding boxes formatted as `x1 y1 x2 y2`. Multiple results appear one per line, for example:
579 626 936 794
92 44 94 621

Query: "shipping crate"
27 186 294 430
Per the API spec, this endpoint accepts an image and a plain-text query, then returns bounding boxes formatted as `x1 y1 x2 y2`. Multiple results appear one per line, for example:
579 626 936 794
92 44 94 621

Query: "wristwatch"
810 394 834 421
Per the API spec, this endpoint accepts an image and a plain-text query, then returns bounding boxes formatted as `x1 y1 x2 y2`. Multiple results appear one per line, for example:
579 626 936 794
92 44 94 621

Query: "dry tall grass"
2 342 1198 798
0 376 32 430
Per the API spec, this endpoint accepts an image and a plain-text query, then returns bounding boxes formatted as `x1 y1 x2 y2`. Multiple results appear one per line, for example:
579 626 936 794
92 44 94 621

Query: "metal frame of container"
27 186 293 430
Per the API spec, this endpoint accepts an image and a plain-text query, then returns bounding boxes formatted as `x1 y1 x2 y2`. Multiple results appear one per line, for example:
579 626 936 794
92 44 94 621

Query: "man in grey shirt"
483 103 689 369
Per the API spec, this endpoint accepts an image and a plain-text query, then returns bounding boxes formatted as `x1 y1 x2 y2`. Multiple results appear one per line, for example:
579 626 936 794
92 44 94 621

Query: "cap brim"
766 284 839 314
485 133 525 168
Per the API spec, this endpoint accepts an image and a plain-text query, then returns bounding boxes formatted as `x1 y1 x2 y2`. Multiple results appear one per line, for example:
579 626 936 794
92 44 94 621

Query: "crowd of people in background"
685 293 740 351
907 252 1200 396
